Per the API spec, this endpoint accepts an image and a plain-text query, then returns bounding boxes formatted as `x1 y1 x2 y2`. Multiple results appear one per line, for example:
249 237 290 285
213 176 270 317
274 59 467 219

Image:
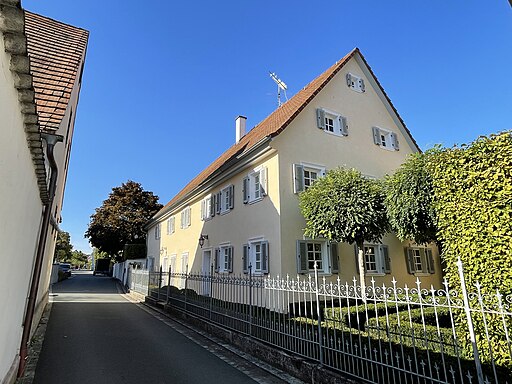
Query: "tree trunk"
357 241 366 302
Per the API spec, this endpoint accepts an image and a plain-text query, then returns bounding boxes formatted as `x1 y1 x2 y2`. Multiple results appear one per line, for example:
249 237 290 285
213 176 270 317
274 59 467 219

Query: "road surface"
32 271 290 384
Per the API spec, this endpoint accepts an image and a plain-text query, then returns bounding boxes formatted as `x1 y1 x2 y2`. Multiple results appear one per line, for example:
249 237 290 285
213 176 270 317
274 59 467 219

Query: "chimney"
235 115 247 144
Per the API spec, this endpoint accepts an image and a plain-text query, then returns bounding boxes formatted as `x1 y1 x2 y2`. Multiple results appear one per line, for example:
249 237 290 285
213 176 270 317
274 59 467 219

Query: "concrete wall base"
145 297 361 384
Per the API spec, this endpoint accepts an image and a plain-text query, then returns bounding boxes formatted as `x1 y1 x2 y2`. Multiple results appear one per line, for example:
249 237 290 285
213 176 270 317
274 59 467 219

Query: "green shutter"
293 164 304 194
228 246 233 273
262 241 269 274
242 244 249 274
330 243 339 273
214 248 220 272
229 185 234 209
426 248 435 274
404 247 414 274
297 240 308 274
382 245 391 274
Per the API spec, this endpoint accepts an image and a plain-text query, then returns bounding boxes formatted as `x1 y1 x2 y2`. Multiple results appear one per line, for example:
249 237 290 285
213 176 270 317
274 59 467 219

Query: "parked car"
59 263 72 278
93 258 112 276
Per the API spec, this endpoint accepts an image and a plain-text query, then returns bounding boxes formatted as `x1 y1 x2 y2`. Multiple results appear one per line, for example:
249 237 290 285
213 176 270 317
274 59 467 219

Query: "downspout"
18 132 63 377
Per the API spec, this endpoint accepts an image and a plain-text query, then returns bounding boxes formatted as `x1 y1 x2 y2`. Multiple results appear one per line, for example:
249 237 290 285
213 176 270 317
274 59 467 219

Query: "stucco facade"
146 49 441 294
0 3 88 383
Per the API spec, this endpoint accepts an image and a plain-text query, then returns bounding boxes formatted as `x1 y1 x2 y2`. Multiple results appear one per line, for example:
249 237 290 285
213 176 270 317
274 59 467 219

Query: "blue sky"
23 1 512 253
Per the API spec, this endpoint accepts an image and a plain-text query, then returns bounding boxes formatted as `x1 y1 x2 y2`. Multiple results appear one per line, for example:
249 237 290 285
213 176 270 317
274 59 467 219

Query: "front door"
202 250 212 296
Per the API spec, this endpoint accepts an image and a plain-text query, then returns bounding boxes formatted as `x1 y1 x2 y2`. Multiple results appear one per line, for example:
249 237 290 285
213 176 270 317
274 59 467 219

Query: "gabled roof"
154 48 418 221
24 11 89 132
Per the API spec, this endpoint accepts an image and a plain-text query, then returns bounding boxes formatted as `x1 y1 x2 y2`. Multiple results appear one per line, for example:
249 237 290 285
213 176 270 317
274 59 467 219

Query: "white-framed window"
180 206 191 229
200 195 214 221
372 127 399 151
169 254 177 285
243 167 267 204
166 216 175 235
214 244 233 273
293 163 326 193
316 108 348 136
180 252 189 288
162 256 169 272
405 246 435 275
154 223 161 240
346 72 365 93
215 185 234 215
297 240 339 274
242 239 269 275
355 244 391 275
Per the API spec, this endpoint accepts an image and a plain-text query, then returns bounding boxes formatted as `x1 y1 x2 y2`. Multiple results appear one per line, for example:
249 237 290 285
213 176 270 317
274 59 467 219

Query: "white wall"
0 37 44 383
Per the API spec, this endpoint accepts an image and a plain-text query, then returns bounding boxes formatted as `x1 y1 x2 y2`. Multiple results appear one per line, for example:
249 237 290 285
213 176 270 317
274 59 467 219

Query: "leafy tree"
299 168 389 295
54 230 73 262
384 150 438 246
85 181 163 260
429 132 512 367
71 250 89 268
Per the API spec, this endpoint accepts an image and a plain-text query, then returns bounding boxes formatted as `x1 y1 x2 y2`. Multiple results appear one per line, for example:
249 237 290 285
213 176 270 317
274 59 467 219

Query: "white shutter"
372 127 381 145
260 167 268 196
316 108 326 129
340 116 348 136
242 244 249 274
293 164 304 194
200 200 205 221
243 177 249 204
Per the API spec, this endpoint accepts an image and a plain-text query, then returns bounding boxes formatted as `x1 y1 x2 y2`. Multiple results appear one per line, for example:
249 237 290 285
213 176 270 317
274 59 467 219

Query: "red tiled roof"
24 11 89 131
154 48 418 220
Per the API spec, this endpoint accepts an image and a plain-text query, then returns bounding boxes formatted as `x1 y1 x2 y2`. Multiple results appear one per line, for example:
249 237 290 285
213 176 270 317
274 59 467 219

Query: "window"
346 72 365 93
242 239 269 274
216 185 234 214
316 108 348 136
243 167 267 204
293 163 326 193
162 256 169 272
180 252 189 287
215 244 233 273
201 195 215 221
297 240 339 274
180 206 191 229
166 216 175 235
372 127 399 151
405 247 435 275
154 223 161 240
355 244 391 275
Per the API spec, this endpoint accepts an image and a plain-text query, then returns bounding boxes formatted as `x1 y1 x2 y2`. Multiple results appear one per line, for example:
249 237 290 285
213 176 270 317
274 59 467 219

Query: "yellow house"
145 48 441 289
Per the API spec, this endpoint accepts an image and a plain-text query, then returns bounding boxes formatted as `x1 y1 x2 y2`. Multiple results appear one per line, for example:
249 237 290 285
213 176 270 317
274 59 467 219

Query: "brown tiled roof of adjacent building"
154 48 418 220
24 11 89 132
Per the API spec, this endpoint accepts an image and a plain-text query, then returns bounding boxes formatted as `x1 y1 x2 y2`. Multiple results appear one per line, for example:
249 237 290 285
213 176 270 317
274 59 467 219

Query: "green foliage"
85 180 163 259
299 168 389 245
123 244 147 261
429 131 512 367
70 250 89 267
384 150 438 245
54 230 73 262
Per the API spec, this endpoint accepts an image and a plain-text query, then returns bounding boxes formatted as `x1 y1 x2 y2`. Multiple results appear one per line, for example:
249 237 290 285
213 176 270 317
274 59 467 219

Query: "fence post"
314 262 324 365
147 269 151 297
158 265 162 301
184 264 189 312
457 257 484 384
166 265 171 306
209 264 213 320
249 263 253 336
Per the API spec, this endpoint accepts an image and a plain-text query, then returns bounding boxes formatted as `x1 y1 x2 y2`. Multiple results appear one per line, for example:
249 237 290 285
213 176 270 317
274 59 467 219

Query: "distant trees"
85 180 163 260
54 231 73 262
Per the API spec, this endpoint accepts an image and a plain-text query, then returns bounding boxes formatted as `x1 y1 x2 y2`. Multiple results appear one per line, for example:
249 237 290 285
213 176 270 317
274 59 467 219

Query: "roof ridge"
153 49 359 220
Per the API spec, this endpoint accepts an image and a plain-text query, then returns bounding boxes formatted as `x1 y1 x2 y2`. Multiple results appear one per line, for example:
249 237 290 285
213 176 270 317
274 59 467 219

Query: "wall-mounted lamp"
160 247 167 256
198 234 209 248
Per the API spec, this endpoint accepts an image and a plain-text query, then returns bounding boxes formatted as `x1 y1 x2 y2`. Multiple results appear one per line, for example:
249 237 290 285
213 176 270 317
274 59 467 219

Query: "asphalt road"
33 271 289 384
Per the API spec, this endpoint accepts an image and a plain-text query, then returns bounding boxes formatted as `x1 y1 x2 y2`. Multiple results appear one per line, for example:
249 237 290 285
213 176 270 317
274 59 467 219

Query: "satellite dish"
269 71 288 106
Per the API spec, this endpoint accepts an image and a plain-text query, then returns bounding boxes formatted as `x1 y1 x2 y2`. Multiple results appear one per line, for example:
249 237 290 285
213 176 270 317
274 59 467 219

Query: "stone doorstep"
144 298 363 384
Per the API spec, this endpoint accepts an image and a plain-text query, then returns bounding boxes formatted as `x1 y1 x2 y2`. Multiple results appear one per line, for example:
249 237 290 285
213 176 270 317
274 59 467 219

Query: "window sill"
247 197 264 205
378 145 397 152
365 272 386 277
323 130 347 138
219 209 232 215
414 272 431 277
